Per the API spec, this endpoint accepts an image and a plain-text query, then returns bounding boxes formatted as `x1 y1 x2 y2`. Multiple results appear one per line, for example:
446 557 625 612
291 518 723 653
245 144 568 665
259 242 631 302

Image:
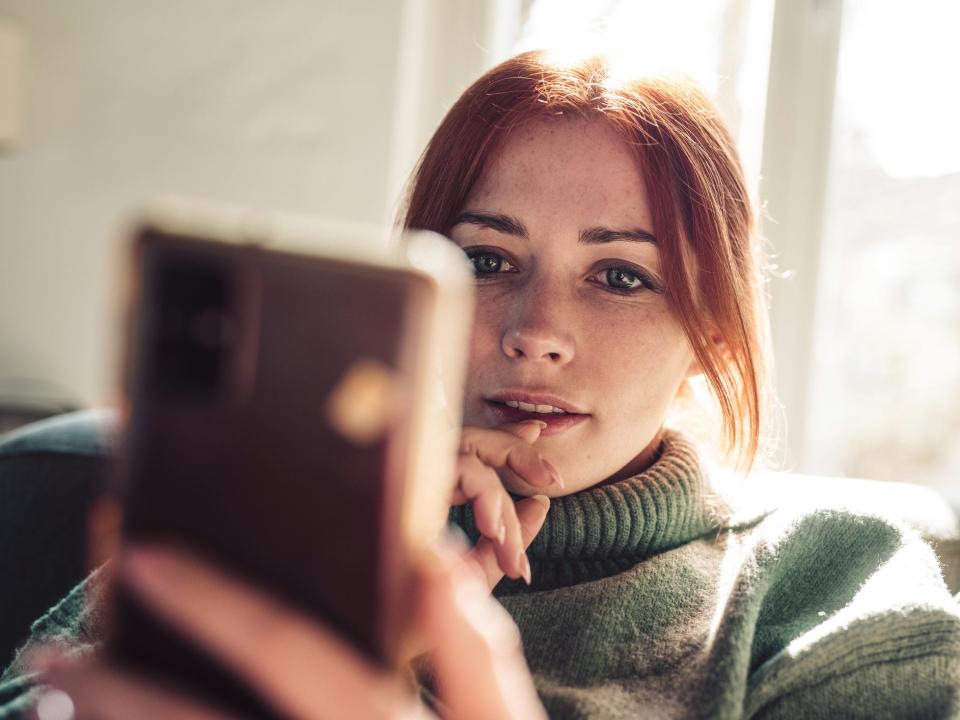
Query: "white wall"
0 0 508 409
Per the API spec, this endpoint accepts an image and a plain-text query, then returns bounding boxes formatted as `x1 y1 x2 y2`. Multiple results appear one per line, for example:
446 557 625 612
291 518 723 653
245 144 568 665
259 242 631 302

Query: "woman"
2 50 959 719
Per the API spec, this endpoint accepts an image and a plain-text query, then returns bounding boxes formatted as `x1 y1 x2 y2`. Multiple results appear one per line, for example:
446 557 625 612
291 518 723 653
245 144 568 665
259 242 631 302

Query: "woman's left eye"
596 266 660 294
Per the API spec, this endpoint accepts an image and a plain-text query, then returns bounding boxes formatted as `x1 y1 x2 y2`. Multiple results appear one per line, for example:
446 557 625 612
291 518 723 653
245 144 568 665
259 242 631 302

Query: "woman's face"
449 118 697 497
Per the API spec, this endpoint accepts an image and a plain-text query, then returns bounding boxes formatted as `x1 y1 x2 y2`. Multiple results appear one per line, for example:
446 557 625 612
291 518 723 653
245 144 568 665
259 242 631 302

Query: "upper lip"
485 389 589 415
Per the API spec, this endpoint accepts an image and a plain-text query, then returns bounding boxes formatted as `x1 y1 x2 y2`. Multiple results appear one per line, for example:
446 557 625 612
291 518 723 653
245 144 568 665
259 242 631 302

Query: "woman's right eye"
464 248 516 277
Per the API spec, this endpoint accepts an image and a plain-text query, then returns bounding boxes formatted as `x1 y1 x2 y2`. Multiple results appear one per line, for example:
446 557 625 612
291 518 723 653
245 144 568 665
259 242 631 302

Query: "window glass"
516 0 774 190
806 0 960 502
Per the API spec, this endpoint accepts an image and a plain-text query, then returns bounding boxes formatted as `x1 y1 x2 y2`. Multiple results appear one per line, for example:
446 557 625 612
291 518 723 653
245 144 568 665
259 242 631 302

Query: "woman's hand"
30 542 546 720
454 421 562 584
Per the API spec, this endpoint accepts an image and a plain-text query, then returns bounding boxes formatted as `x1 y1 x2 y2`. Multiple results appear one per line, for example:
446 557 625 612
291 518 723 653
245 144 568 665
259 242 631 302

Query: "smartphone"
102 200 472 718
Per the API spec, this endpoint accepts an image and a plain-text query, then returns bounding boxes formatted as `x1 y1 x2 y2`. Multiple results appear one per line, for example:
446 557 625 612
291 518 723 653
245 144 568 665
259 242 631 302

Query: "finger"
454 454 504 541
420 545 547 720
497 420 546 445
493 489 525 581
467 495 550 591
34 653 234 720
460 427 564 492
121 547 421 720
455 456 525 580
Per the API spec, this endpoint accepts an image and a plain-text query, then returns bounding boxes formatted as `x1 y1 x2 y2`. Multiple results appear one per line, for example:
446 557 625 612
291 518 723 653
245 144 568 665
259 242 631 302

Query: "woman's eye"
606 267 642 290
596 266 662 294
464 249 514 276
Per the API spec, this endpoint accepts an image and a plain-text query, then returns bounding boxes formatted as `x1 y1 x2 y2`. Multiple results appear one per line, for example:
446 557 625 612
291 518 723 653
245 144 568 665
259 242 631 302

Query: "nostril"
501 329 572 363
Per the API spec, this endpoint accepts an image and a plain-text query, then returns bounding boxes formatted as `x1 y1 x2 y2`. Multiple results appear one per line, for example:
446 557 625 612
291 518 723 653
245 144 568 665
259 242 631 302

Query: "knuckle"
460 454 484 474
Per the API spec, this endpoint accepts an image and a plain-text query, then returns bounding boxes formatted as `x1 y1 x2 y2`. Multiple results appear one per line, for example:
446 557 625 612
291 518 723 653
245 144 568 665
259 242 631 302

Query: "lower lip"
484 401 590 436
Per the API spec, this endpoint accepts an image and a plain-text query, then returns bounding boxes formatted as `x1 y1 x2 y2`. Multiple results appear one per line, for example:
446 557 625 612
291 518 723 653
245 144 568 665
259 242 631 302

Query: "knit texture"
449 433 720 591
3 433 960 718
444 432 960 718
0 564 108 716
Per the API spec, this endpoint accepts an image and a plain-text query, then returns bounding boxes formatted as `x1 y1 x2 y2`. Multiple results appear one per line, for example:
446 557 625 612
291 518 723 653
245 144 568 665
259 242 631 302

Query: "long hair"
400 51 770 470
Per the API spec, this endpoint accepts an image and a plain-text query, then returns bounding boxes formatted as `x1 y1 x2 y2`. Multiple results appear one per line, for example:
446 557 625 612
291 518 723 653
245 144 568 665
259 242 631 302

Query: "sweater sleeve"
0 566 108 718
744 524 960 719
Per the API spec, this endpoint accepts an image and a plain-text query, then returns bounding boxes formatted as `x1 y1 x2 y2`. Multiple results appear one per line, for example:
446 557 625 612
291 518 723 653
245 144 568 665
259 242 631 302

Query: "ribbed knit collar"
448 430 720 592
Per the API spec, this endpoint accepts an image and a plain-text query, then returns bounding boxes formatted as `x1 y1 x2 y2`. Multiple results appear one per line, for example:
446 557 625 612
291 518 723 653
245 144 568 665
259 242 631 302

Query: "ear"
684 328 731 379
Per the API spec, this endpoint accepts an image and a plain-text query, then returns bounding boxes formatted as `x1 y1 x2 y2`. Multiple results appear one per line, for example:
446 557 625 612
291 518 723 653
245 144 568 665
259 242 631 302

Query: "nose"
500 296 575 365
502 328 573 364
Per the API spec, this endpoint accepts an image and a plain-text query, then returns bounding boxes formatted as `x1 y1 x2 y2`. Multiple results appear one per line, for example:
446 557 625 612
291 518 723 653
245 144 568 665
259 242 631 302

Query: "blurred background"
0 0 957 503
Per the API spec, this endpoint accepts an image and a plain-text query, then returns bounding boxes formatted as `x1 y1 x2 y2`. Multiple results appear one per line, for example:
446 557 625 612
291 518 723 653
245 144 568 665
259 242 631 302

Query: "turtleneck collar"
448 430 721 592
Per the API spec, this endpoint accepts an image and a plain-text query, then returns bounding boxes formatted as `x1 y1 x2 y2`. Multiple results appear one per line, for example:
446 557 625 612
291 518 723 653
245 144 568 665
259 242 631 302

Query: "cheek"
464 300 504 383
583 303 691 405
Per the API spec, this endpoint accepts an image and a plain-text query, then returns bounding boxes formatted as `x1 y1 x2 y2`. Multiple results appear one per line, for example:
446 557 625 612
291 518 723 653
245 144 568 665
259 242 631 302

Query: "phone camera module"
191 307 235 350
148 251 234 400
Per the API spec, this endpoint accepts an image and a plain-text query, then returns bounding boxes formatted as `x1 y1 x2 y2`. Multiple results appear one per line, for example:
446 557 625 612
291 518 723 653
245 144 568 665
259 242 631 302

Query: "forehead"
466 117 651 227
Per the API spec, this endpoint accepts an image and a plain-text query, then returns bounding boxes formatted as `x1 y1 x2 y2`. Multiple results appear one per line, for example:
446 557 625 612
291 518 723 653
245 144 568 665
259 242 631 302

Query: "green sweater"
3 433 959 718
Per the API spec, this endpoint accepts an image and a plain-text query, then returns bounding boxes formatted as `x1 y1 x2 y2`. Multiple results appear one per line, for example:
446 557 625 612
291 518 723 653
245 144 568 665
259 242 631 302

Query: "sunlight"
516 0 727 94
840 0 960 178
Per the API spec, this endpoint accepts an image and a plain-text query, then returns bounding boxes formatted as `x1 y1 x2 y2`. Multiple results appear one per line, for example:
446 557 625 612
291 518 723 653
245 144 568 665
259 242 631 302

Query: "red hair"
401 51 769 470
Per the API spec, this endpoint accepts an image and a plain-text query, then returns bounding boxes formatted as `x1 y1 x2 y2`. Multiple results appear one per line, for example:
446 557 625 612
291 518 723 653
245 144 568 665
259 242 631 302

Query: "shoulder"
2 564 109 682
742 522 960 719
715 467 958 593
710 475 960 718
0 565 109 717
718 472 959 632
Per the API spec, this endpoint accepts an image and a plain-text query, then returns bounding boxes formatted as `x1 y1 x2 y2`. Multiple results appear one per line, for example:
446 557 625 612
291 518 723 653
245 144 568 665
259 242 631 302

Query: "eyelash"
462 247 663 295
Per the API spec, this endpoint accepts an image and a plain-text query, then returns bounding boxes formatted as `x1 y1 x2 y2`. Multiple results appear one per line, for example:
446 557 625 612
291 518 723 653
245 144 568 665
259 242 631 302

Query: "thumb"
420 545 547 720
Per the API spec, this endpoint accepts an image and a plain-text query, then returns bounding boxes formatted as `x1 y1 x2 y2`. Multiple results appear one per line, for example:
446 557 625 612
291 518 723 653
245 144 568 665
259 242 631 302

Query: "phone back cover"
110 228 430 716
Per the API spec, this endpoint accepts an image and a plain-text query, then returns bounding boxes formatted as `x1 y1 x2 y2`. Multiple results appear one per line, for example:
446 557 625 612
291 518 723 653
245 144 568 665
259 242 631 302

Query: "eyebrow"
455 211 528 237
454 211 657 245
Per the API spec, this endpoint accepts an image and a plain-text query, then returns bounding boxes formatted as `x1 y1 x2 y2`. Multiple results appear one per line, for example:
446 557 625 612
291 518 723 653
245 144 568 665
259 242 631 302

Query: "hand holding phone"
78 199 564 719
34 525 550 720
101 201 473 717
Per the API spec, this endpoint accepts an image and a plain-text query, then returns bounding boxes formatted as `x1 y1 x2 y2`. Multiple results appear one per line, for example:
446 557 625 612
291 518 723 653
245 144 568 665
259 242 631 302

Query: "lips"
483 390 590 437
485 390 587 415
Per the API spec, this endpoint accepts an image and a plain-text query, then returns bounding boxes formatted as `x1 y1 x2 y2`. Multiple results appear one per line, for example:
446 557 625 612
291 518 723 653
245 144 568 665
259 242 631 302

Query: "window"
516 0 774 190
805 0 960 503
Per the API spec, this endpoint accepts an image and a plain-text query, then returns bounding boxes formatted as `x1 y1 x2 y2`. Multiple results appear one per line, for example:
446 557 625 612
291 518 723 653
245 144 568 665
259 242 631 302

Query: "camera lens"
191 307 234 350
147 249 233 400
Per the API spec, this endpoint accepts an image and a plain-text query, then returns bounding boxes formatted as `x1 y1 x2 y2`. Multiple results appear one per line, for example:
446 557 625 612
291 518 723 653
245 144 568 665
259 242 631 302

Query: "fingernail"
497 519 507 544
520 419 547 433
543 458 565 489
531 494 550 511
520 553 532 586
